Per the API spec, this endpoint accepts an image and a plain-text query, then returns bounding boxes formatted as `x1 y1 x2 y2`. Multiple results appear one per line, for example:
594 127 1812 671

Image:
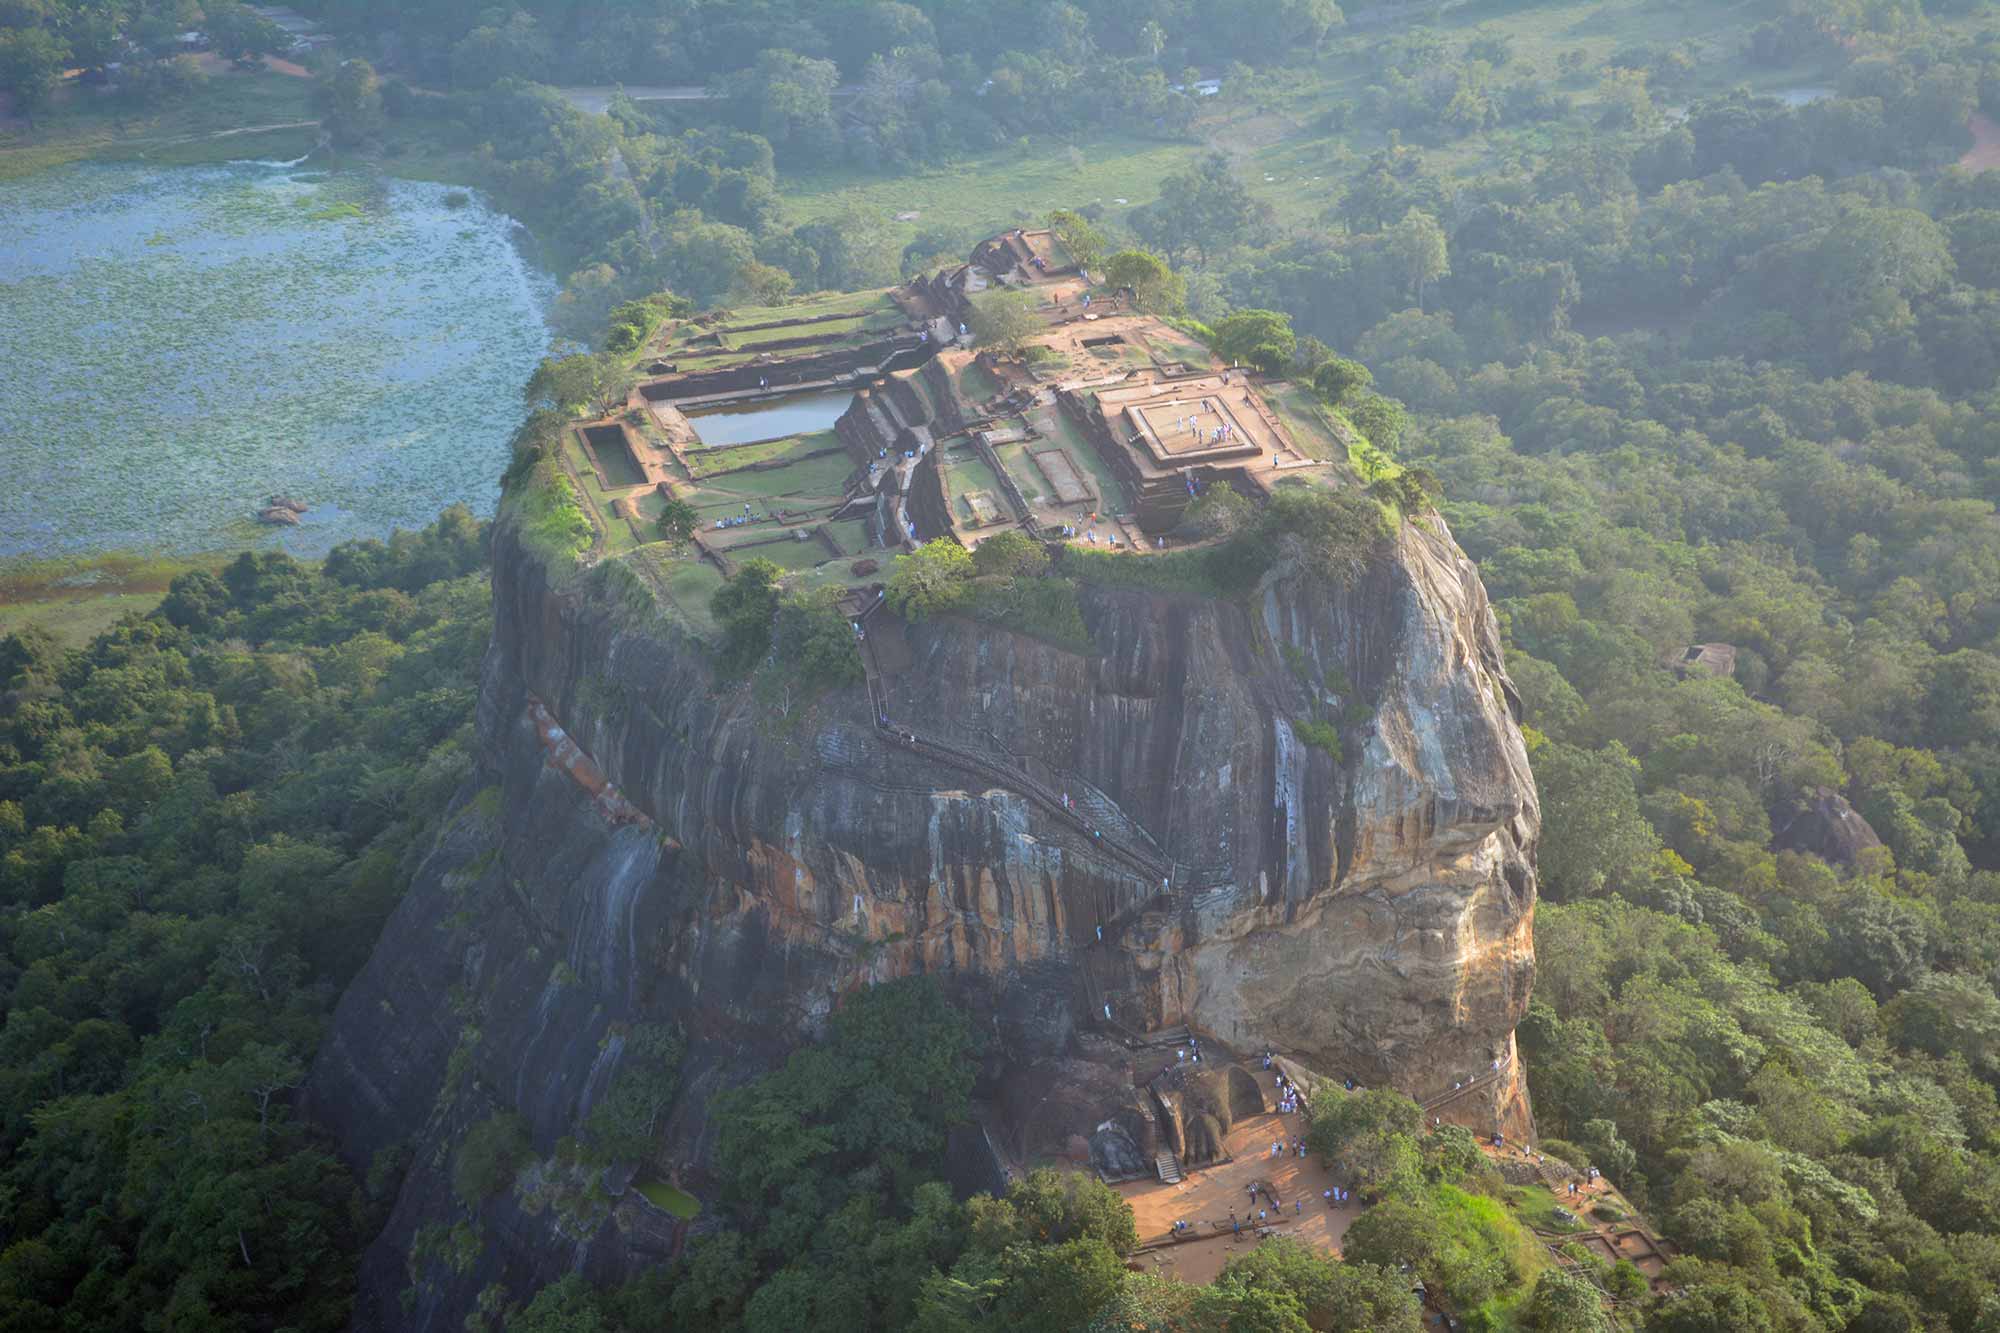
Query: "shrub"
454 1112 531 1206
966 575 1089 652
969 289 1043 353
971 530 1050 578
710 558 782 677
1313 357 1372 404
1295 718 1342 759
886 539 974 619
512 468 592 561
770 587 865 691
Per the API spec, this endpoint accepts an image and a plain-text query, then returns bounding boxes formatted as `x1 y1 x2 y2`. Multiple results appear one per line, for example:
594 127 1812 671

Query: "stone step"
1155 1151 1182 1184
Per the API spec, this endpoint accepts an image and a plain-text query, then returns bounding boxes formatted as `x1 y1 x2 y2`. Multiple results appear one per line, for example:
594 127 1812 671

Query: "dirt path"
1964 113 2000 171
173 118 319 144
1116 1070 1358 1286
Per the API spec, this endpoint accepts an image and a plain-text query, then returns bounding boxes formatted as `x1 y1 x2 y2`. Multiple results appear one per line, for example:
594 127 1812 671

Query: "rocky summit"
305 235 1538 1329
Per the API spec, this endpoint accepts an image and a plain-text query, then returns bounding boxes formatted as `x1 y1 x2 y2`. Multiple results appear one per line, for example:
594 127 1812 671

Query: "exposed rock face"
1774 786 1884 866
309 504 1538 1328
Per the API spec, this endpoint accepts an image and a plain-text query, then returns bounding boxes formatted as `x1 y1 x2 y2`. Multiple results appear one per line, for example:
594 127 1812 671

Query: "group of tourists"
1268 1137 1306 1159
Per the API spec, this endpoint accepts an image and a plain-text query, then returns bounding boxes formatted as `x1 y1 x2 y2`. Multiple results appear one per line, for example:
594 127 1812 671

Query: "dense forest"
15 0 2000 1327
0 512 489 1329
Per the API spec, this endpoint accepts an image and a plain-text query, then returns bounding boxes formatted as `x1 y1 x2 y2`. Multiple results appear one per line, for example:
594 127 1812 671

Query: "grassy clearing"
779 135 1201 249
943 452 1005 517
993 441 1054 507
1141 328 1215 369
649 553 723 638
0 67 317 182
713 533 827 571
824 519 871 556
1504 1184 1593 1235
1424 1183 1553 1328
0 549 215 604
955 360 1002 404
635 1180 700 1219
1031 404 1131 513
700 453 855 501
512 463 593 562
1266 383 1345 463
685 431 841 480
720 314 872 349
0 592 165 647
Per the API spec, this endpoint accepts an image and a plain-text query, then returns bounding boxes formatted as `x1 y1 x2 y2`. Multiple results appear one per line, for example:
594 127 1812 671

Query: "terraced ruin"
557 227 1369 632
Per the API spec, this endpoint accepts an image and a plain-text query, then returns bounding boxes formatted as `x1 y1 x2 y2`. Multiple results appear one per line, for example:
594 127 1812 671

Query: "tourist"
1095 925 1102 941
1295 1200 1302 1215
1233 1219 1241 1236
1258 1209 1267 1223
1323 1189 1332 1206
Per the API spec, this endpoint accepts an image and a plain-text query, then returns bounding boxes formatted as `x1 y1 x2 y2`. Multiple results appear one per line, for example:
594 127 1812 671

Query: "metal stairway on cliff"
1420 1052 1516 1113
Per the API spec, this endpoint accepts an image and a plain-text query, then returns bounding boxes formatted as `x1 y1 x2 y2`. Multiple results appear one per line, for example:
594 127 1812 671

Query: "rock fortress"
306 227 1540 1327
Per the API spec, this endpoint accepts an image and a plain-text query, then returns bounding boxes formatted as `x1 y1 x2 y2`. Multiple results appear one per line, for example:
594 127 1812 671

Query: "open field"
684 432 843 480
779 135 1203 249
0 591 165 648
1264 384 1346 462
0 66 317 182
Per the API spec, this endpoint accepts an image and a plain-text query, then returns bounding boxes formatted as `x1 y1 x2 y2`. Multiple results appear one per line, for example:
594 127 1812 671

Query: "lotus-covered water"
0 159 552 558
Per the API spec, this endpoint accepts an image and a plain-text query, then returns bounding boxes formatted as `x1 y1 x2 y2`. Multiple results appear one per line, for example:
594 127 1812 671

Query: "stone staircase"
1154 1151 1182 1184
1536 1155 1579 1191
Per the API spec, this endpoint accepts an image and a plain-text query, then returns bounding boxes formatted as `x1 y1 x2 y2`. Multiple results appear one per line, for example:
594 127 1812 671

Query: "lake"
0 158 552 559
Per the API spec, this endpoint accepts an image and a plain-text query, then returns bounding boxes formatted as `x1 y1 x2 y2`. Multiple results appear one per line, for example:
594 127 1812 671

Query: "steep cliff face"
310 508 1537 1327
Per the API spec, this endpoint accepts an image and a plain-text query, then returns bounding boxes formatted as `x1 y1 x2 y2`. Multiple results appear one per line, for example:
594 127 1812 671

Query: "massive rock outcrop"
309 494 1537 1327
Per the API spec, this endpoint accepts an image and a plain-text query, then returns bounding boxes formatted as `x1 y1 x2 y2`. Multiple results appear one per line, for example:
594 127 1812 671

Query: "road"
553 86 720 115
553 84 861 116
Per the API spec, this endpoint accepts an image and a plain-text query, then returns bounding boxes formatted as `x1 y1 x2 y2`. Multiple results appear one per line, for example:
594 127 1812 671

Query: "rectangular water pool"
686 390 852 446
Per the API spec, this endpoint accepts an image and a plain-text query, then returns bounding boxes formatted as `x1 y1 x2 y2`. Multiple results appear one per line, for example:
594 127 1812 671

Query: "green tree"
1101 247 1188 316
993 1238 1124 1332
970 288 1043 353
584 1024 684 1162
506 1274 613 1332
971 530 1050 579
1132 151 1274 266
1644 1283 1773 1333
454 1111 531 1206
1213 309 1298 373
711 558 784 678
1313 357 1373 404
202 0 288 64
0 27 70 122
657 497 699 544
316 58 385 146
1005 1168 1137 1253
886 540 974 619
1387 209 1450 309
525 354 607 415
1046 209 1107 269
1524 1268 1611 1332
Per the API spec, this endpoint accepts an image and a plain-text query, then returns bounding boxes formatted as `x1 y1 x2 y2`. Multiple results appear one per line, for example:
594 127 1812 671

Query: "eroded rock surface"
311 504 1537 1328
